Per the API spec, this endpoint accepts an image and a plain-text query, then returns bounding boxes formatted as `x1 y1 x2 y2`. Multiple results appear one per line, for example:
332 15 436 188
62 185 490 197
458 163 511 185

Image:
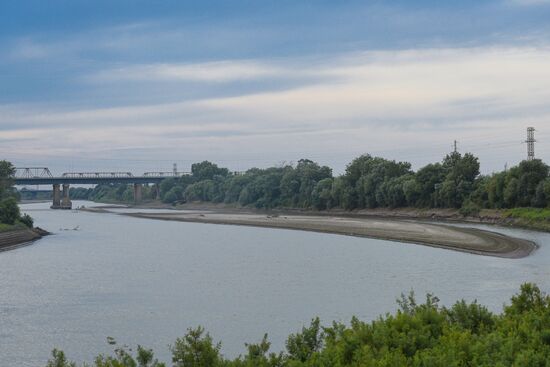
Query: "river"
1 201 549 366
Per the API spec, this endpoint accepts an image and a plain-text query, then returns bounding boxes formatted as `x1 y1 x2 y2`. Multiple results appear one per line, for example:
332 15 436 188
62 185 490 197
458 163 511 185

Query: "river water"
1 201 550 366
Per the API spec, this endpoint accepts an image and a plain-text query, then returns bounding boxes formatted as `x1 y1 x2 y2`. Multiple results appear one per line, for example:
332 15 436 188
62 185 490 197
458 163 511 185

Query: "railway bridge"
13 167 188 209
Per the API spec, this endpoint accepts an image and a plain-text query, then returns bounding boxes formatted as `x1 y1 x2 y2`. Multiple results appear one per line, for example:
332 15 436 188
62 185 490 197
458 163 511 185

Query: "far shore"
84 204 537 259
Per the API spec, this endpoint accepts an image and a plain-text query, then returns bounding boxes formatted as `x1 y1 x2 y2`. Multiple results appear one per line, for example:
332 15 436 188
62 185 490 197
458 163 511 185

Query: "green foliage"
0 160 30 226
46 340 166 367
501 207 550 231
343 154 412 209
192 161 229 181
93 344 165 367
459 200 481 217
19 213 34 228
0 160 16 200
445 300 495 333
438 152 480 208
184 180 216 202
65 154 550 214
0 197 21 225
233 334 284 367
47 284 550 366
285 318 324 362
46 349 76 367
504 207 550 221
171 326 222 367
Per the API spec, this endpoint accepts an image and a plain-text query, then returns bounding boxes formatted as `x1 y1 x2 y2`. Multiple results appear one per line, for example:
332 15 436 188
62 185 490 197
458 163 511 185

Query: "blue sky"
1 0 550 174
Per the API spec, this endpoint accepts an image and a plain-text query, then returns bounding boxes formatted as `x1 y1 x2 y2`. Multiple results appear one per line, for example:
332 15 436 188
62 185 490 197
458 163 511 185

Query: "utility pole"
173 163 177 176
526 127 536 161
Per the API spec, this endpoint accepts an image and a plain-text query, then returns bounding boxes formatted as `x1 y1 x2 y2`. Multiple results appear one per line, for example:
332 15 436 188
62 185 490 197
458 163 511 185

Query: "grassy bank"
503 208 550 231
0 222 27 233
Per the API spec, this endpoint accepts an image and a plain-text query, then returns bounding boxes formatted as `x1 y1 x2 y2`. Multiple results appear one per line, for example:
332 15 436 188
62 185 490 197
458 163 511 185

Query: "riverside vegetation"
0 160 33 229
68 152 550 228
46 283 550 367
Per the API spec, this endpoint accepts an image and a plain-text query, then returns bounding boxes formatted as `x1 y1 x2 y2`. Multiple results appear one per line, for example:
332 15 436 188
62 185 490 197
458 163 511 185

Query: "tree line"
46 283 550 366
0 160 33 228
78 152 550 213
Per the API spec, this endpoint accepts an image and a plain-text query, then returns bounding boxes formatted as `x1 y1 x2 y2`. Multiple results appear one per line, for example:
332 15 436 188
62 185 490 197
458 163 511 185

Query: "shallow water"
1 201 549 366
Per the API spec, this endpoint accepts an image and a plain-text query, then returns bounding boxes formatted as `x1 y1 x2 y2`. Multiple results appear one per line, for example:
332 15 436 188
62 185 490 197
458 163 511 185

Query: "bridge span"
13 168 189 209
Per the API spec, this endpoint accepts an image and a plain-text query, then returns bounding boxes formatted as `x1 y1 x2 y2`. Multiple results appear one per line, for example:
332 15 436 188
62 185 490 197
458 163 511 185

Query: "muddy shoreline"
96 201 549 232
0 227 49 252
84 205 537 258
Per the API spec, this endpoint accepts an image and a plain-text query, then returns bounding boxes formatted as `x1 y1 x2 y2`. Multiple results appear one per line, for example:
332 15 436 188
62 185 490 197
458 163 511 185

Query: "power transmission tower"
526 127 536 161
453 140 458 154
173 163 178 175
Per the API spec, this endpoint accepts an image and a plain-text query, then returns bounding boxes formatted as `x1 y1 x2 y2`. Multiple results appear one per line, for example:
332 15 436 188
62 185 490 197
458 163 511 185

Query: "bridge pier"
51 184 61 209
61 184 72 209
134 183 142 203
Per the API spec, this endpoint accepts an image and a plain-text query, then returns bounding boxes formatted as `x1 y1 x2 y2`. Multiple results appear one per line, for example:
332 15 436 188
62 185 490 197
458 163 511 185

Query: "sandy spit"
121 211 536 259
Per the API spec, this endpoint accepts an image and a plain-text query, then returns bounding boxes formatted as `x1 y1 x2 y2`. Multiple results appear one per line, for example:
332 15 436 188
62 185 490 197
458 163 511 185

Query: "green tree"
191 161 229 181
414 163 445 207
439 152 480 208
231 334 284 367
45 349 76 367
311 178 334 210
285 318 324 362
343 155 411 209
504 177 520 208
19 213 34 228
184 180 216 202
281 160 331 208
533 181 547 208
515 159 549 206
0 160 15 200
171 327 222 367
486 172 506 208
0 197 20 225
44 284 550 367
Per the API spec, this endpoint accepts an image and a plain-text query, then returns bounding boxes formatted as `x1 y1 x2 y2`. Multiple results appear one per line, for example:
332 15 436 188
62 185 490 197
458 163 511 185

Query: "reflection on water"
1 201 549 366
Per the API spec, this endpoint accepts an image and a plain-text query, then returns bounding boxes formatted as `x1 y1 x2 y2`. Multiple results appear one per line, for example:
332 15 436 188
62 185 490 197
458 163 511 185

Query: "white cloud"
2 46 550 172
88 60 288 83
9 38 51 60
197 47 550 124
507 0 550 5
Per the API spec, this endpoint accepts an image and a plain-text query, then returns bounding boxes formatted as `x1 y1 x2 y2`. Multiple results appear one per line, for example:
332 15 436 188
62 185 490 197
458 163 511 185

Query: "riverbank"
0 226 49 252
102 201 550 233
82 204 537 258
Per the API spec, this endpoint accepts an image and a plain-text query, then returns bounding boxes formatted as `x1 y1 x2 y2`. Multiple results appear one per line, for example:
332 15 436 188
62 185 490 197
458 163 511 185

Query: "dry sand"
121 210 536 258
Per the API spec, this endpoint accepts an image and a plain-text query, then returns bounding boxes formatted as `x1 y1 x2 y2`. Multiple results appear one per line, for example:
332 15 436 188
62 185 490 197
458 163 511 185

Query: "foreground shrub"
45 283 550 366
19 213 34 228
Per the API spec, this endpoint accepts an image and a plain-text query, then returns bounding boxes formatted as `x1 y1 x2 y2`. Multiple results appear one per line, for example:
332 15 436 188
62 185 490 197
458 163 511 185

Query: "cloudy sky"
1 0 550 175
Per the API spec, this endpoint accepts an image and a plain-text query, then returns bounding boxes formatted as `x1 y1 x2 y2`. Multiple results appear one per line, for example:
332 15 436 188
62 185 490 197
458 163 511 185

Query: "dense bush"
0 160 35 227
46 284 550 366
19 213 34 228
459 199 481 217
0 197 20 225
